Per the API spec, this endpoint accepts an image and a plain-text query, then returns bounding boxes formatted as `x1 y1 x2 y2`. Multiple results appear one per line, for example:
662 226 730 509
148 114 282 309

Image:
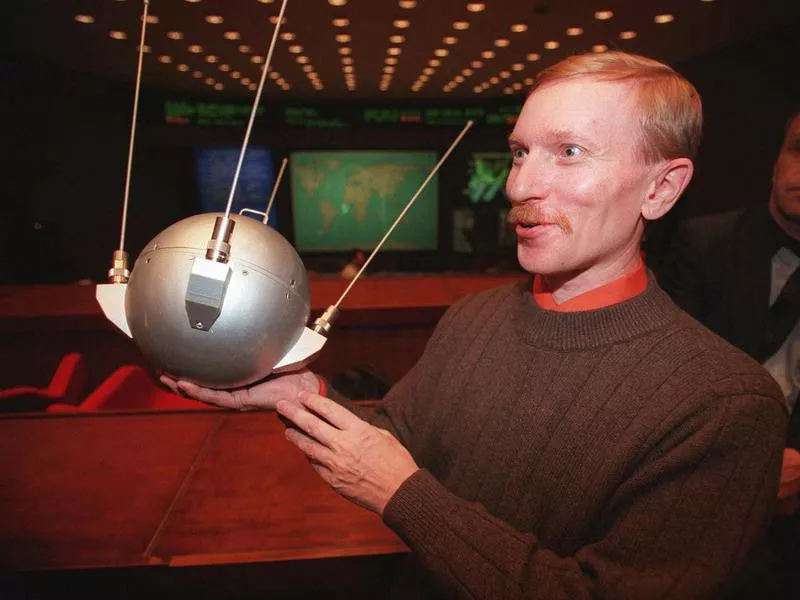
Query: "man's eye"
511 148 527 160
562 145 583 158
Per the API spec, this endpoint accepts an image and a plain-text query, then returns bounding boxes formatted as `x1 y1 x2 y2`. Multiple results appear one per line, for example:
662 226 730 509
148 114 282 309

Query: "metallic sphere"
125 213 310 389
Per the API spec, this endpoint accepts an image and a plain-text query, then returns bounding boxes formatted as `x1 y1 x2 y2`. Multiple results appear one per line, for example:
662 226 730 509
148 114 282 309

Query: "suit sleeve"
787 397 800 450
658 219 707 320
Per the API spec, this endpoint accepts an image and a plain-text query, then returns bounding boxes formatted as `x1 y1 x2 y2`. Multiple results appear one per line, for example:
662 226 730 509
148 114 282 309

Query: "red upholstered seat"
48 365 210 412
0 353 87 412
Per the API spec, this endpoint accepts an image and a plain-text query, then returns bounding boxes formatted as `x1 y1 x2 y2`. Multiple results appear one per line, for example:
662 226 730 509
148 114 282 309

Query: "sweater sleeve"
347 290 479 446
382 391 787 600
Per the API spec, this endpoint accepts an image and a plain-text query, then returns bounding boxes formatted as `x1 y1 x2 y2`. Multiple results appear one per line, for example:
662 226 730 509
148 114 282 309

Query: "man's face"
505 78 656 278
770 115 800 237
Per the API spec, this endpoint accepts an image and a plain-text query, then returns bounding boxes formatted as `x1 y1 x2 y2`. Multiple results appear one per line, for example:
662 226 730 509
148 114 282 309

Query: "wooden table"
0 275 524 392
0 410 408 596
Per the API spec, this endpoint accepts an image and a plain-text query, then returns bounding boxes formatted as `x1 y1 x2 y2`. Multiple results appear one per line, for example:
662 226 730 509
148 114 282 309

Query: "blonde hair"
530 52 703 163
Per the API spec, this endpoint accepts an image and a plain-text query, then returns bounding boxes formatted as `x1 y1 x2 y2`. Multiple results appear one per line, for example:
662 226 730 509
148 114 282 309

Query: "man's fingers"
174 380 241 409
159 375 180 394
277 399 340 448
285 427 335 465
297 391 364 431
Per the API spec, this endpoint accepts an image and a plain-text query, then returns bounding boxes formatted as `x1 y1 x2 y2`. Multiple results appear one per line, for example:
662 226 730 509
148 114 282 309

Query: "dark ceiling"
11 0 800 101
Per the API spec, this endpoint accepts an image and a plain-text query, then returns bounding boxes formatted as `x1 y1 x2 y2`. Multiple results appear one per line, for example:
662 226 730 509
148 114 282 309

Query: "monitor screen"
290 150 439 252
453 151 515 254
194 147 278 227
464 151 511 205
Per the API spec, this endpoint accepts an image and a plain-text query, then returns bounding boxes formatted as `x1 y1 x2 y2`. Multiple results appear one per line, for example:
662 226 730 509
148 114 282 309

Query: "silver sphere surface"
126 213 310 389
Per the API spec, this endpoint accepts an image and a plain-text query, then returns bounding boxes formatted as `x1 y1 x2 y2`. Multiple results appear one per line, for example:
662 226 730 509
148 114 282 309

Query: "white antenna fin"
272 327 327 373
97 283 133 338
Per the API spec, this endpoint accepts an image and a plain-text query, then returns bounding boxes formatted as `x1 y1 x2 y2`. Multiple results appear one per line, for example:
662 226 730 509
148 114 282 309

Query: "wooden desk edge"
164 542 409 567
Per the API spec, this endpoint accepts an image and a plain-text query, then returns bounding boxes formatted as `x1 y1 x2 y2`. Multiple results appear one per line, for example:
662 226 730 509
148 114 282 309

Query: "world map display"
290 151 438 251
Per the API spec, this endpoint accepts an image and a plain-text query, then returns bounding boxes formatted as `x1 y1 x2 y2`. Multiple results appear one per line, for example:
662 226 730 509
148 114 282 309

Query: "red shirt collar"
533 258 647 312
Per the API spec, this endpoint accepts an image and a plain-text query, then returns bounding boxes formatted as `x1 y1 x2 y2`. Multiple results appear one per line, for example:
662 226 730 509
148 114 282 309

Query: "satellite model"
96 0 472 389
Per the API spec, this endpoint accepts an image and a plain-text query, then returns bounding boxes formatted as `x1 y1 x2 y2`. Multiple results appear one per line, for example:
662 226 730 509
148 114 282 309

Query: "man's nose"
507 154 549 202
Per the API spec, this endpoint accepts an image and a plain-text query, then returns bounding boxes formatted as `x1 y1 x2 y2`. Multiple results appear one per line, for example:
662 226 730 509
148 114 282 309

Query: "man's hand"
276 391 419 515
776 447 800 516
159 369 320 411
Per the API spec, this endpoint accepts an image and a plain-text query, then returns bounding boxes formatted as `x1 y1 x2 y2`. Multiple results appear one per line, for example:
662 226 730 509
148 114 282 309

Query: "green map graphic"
291 151 438 251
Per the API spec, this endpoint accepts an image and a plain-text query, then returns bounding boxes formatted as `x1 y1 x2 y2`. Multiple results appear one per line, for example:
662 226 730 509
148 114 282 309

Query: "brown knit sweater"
353 276 788 600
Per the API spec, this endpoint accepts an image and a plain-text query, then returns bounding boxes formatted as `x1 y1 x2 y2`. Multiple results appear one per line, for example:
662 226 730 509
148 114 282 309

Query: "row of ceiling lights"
443 6 692 95
75 0 717 95
194 13 297 93
76 9 320 93
378 2 417 92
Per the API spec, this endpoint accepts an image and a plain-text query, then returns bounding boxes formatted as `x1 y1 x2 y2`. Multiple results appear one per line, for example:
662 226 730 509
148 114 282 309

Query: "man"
340 248 366 280
164 52 787 599
659 111 800 597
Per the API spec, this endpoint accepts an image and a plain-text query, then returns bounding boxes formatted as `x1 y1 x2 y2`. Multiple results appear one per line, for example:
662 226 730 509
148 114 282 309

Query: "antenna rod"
108 0 149 283
263 157 288 224
223 0 287 220
312 121 474 335
118 0 150 254
237 157 288 223
206 0 288 263
335 121 474 309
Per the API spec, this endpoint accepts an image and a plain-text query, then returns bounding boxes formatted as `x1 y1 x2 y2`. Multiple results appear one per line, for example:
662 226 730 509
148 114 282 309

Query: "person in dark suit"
660 109 800 598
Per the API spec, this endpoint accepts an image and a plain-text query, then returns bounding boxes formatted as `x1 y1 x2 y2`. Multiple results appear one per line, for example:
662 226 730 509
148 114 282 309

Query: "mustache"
507 204 573 235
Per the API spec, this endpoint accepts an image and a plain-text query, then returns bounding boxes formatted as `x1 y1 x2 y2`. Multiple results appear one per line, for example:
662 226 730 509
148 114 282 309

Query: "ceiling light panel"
446 1 504 94
65 0 760 99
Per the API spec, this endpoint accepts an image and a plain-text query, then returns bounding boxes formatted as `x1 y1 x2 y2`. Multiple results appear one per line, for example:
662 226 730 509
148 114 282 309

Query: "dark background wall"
3 20 798 284
640 20 799 268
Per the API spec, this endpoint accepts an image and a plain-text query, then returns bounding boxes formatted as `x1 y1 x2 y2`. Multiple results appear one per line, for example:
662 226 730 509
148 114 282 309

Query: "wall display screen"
453 152 515 254
290 150 438 251
194 147 278 226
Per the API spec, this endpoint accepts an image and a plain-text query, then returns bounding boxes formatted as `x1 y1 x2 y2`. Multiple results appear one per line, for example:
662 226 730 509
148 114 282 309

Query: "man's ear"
641 158 694 220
